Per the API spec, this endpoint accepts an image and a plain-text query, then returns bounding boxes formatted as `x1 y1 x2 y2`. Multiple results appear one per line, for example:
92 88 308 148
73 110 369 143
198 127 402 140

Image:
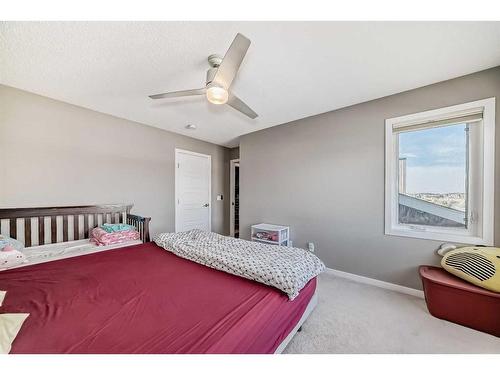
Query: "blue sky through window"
399 124 467 194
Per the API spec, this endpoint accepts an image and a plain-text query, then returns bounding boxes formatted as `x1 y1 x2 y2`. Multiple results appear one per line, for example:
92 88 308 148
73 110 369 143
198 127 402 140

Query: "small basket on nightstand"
251 223 289 246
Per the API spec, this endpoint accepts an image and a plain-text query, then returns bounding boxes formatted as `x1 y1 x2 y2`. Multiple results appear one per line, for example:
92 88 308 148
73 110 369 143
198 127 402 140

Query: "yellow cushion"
441 247 500 293
0 313 29 354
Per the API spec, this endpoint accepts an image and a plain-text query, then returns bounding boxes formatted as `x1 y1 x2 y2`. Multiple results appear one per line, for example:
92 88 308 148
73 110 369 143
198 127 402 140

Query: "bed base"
0 204 151 247
274 292 318 354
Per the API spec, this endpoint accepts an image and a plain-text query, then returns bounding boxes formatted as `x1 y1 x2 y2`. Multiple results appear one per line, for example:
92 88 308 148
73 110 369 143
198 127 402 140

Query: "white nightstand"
251 223 290 246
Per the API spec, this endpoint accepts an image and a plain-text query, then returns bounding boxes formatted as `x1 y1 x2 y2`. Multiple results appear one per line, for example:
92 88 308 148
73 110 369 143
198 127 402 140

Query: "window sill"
385 227 492 246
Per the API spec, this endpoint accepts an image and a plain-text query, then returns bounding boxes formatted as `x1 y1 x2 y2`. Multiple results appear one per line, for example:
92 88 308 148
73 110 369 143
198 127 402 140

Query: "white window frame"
385 98 495 245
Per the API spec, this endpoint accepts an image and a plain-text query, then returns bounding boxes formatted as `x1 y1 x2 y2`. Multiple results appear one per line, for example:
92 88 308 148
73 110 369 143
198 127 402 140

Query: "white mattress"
1 239 142 271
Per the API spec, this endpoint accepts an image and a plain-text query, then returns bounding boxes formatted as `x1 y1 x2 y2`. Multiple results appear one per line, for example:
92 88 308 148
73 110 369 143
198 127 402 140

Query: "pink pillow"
90 227 140 246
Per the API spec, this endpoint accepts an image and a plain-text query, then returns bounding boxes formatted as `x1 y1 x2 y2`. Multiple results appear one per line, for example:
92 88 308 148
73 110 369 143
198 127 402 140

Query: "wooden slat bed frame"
0 204 151 247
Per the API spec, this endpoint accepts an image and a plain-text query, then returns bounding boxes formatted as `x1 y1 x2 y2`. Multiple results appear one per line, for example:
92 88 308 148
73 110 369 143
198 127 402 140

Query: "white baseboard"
325 268 425 299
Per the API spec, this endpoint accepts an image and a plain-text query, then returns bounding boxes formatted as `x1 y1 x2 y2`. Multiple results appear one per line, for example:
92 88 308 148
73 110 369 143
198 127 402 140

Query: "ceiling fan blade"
212 33 251 90
227 94 258 119
149 88 206 100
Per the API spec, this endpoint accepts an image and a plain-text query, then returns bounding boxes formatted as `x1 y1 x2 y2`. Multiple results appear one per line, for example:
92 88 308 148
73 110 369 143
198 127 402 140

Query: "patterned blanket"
154 229 325 300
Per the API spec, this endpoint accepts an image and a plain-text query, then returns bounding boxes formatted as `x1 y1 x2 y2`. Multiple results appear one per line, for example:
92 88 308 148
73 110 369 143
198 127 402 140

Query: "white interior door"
175 149 211 232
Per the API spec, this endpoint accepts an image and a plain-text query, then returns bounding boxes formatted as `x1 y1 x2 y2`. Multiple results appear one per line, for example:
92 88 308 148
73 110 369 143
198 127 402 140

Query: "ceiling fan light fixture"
206 85 228 105
148 33 257 119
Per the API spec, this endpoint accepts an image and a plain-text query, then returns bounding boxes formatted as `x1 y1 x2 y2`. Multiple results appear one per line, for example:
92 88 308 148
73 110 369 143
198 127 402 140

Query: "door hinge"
177 163 180 168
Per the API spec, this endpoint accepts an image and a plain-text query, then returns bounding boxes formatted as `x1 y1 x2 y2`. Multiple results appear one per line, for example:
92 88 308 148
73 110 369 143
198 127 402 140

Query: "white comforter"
154 229 325 300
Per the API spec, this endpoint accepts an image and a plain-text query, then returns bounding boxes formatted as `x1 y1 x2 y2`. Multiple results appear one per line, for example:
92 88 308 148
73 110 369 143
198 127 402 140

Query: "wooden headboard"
0 204 151 247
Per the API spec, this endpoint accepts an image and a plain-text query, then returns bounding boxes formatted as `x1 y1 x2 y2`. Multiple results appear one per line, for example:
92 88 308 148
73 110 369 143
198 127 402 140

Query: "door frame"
175 148 212 233
229 158 240 237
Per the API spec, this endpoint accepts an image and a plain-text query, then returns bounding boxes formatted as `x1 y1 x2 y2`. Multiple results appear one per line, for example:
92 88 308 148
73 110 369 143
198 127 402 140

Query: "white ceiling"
1 21 500 147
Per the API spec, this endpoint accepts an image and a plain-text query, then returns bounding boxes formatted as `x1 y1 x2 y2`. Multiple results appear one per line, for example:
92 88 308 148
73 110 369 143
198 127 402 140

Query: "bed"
0 204 319 354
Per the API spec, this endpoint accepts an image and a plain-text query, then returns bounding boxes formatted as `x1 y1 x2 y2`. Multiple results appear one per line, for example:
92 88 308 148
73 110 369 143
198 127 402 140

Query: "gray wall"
239 66 500 290
0 85 231 237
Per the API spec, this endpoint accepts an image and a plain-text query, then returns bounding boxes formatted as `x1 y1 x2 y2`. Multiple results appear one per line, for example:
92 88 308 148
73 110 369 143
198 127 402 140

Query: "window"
385 98 495 245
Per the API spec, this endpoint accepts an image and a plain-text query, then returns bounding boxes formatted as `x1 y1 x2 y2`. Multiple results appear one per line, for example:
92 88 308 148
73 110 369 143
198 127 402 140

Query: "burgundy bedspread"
0 242 316 354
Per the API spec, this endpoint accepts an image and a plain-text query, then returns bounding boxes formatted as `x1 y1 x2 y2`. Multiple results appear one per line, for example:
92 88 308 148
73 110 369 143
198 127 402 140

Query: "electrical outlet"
307 242 315 252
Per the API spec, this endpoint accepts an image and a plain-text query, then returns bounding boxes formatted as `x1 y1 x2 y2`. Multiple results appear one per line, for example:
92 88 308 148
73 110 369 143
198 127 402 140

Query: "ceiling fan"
149 33 258 119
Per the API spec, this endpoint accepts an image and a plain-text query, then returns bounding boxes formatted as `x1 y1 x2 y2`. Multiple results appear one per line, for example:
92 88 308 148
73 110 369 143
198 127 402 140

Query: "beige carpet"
284 272 500 353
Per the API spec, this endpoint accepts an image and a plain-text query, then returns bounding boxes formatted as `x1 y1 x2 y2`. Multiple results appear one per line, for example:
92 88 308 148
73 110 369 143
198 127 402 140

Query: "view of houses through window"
397 123 468 228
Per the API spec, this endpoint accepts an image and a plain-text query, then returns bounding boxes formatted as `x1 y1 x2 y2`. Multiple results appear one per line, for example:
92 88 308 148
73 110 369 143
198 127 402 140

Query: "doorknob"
203 203 210 207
